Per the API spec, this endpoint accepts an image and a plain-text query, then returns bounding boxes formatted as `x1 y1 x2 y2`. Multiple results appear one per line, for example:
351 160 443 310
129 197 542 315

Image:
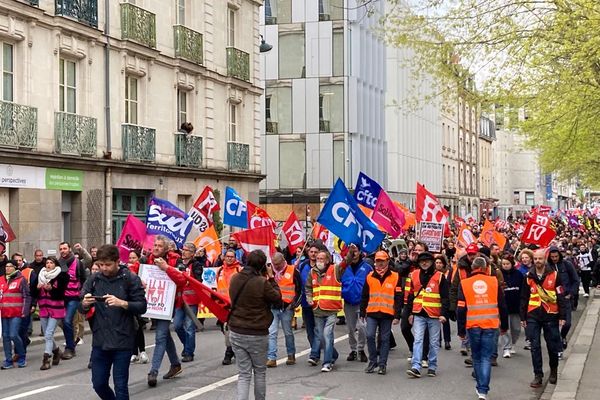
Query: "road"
0 306 586 400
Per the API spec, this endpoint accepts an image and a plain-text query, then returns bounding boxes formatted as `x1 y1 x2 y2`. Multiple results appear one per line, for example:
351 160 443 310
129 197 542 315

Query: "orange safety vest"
311 265 342 312
216 264 241 302
410 269 443 317
277 265 296 304
527 271 559 314
366 271 400 316
459 274 499 329
21 268 33 283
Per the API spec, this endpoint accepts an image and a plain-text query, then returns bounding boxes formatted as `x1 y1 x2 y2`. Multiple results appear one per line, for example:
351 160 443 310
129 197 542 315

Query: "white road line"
145 344 156 349
0 385 63 400
170 334 350 400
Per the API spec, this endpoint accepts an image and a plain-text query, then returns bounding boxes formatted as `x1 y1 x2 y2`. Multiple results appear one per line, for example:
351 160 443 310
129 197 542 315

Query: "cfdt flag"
146 198 193 249
353 171 382 210
223 186 248 228
317 179 384 253
282 211 305 254
372 189 405 238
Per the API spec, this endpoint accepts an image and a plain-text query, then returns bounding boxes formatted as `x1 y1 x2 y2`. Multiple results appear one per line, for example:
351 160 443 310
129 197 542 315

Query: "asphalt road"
0 303 587 400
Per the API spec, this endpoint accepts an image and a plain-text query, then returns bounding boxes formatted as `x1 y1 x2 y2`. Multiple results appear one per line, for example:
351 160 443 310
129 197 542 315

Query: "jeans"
366 317 393 367
311 314 338 365
344 303 366 352
19 314 31 354
469 328 498 395
411 315 441 371
174 305 198 357
91 346 132 400
230 331 268 400
500 314 522 350
302 307 316 349
40 317 60 355
526 318 561 376
1 317 25 364
63 300 80 350
268 308 296 360
150 319 180 374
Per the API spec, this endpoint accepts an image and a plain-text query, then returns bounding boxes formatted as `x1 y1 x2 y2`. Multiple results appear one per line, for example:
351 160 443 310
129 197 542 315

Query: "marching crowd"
1 214 600 400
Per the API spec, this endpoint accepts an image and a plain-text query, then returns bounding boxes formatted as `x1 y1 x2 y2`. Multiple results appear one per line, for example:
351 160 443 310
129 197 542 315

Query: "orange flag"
480 220 507 250
394 202 416 230
193 225 222 264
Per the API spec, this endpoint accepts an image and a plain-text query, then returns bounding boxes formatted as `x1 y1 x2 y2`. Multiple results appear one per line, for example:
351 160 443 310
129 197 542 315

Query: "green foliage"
213 188 223 237
382 0 600 187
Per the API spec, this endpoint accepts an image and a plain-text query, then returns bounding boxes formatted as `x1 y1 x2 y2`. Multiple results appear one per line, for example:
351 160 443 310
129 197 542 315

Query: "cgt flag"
247 201 277 232
353 171 382 210
231 225 276 261
146 198 193 249
223 187 248 228
317 179 384 253
282 211 305 254
372 189 405 238
0 210 16 243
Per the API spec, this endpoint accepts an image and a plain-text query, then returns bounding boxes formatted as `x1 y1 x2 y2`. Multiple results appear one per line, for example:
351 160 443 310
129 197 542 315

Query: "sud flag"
521 212 556 247
0 210 16 243
146 198 193 249
372 189 405 238
317 179 384 253
282 211 305 254
231 225 276 260
247 201 277 232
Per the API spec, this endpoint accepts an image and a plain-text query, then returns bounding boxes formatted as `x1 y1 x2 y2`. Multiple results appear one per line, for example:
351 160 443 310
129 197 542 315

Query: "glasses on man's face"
225 255 235 258
183 248 193 252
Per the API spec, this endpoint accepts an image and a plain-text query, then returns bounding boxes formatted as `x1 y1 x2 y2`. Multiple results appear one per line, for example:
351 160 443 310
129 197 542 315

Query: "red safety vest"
410 269 443 318
311 265 342 312
0 275 25 318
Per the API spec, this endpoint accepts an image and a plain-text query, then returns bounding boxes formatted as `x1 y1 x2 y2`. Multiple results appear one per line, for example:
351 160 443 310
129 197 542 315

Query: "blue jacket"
341 260 372 306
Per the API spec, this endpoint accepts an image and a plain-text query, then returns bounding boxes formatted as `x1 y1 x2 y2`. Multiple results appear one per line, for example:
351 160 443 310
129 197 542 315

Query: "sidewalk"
0 319 91 351
544 288 600 400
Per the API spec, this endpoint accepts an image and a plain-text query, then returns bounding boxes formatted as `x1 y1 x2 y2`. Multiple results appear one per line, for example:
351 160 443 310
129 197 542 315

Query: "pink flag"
372 190 405 238
116 214 154 263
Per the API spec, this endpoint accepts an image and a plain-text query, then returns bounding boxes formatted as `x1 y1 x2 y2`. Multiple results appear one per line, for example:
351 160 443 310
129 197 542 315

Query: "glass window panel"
130 104 138 125
333 139 344 181
279 32 304 79
136 196 146 212
59 86 65 111
333 31 343 76
67 87 76 113
3 44 13 72
112 194 117 211
59 59 64 84
330 0 344 20
228 8 235 47
177 0 185 25
3 74 13 102
67 61 76 86
265 86 292 134
122 195 132 211
129 78 137 100
319 84 343 132
280 141 305 188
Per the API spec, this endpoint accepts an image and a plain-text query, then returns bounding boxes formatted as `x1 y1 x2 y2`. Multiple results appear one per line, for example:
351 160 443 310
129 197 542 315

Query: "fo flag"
372 189 405 238
223 187 248 228
146 198 193 249
317 179 384 253
188 186 220 233
416 183 448 224
231 226 276 261
521 212 556 247
0 210 16 243
282 211 305 253
353 171 382 209
247 201 276 232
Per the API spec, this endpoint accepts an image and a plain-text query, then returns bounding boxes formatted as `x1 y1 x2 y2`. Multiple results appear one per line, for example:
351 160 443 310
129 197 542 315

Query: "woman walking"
499 253 523 358
37 256 68 370
127 250 149 364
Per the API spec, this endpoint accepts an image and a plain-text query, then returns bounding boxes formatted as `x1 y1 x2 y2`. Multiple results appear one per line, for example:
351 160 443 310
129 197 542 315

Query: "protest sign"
139 264 177 320
418 222 444 252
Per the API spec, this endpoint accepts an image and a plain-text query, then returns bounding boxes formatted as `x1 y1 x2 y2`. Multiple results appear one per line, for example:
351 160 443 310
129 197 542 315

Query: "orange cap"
374 251 390 261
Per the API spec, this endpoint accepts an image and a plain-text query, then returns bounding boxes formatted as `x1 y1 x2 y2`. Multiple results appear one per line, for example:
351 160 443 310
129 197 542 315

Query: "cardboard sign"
139 264 177 320
418 222 444 252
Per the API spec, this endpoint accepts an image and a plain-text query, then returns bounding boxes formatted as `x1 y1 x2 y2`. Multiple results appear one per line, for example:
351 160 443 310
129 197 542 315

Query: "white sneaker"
584 293 590 298
321 364 332 372
503 349 511 358
130 355 139 364
139 351 149 364
476 389 487 400
421 360 429 368
510 348 517 355
407 352 413 362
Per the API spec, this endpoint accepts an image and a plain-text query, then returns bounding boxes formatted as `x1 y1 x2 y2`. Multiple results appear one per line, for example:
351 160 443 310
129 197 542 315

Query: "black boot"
549 368 558 384
346 351 357 361
222 347 234 365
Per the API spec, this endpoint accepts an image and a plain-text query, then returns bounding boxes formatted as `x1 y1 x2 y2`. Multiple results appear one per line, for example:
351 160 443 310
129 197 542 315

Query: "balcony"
227 142 249 172
266 121 278 134
55 0 98 28
319 119 330 133
54 112 97 156
175 132 203 168
0 101 37 149
122 124 155 163
226 47 250 81
121 3 156 49
173 25 203 65
319 13 331 21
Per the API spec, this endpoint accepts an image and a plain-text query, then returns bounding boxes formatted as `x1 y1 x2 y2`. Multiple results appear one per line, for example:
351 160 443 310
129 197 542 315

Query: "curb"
0 327 92 352
543 289 599 400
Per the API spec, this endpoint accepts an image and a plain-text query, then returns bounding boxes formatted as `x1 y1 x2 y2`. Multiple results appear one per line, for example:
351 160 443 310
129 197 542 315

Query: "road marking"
145 344 156 349
170 334 349 400
0 385 63 400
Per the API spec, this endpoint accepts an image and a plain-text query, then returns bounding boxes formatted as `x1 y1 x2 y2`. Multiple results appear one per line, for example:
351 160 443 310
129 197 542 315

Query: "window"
177 90 187 128
2 43 13 102
265 0 291 24
125 76 138 124
227 7 236 47
229 103 237 142
525 192 535 206
319 0 343 20
333 139 344 181
332 29 343 76
513 191 520 204
280 141 305 188
59 58 76 113
319 83 343 132
278 31 304 79
176 0 185 25
112 190 150 243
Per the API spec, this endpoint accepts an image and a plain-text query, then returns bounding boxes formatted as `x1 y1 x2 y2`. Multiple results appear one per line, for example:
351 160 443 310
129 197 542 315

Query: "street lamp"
259 34 273 53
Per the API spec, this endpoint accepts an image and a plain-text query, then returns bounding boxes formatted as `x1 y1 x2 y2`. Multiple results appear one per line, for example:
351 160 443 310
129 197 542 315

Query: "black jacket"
360 269 402 319
79 267 147 351
548 248 580 297
520 265 568 322
501 267 523 314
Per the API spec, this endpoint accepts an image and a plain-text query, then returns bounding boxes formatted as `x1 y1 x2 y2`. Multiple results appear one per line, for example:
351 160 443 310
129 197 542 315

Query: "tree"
380 0 600 186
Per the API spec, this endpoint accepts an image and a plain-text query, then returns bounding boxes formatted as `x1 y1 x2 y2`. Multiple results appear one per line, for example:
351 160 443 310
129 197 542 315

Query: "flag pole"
293 224 317 266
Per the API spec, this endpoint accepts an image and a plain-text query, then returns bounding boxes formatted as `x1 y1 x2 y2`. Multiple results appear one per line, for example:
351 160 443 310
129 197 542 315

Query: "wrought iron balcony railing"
122 124 156 163
0 101 37 149
174 25 203 65
175 132 203 168
227 141 250 172
55 0 98 28
54 112 97 156
121 2 156 48
226 47 250 81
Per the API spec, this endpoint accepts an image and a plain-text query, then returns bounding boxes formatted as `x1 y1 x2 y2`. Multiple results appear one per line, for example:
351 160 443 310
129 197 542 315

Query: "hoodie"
547 247 580 297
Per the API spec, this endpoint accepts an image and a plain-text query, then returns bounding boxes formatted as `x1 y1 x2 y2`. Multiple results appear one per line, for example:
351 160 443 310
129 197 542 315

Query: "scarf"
5 269 18 279
38 266 61 285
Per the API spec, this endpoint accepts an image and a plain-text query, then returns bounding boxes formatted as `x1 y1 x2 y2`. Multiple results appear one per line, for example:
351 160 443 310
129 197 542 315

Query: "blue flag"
318 179 385 253
146 197 193 249
223 186 248 228
353 171 382 209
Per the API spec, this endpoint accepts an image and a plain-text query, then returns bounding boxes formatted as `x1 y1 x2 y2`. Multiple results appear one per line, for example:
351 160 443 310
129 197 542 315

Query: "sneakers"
17 358 27 368
131 355 139 363
147 371 158 387
584 293 590 298
407 352 413 362
358 350 368 362
139 351 149 364
491 357 498 367
421 360 429 368
460 343 469 356
406 368 421 378
1 361 13 370
308 358 319 366
444 342 452 350
163 364 182 379
365 361 377 373
427 369 436 377
378 365 387 375
181 355 194 363
321 363 332 372
286 355 296 365
266 359 277 368
503 349 511 358
510 348 517 355
524 340 531 350
558 351 563 360
562 338 568 350
75 337 84 346
476 389 487 400
530 375 543 388
61 348 75 360
347 351 357 361
549 367 558 384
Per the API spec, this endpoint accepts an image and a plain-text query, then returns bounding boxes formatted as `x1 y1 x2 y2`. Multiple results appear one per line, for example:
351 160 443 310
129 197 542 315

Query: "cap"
417 252 435 262
374 251 389 261
466 243 479 255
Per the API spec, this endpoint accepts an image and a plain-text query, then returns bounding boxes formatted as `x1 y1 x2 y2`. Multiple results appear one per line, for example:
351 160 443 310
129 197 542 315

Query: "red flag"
184 274 230 323
313 223 329 242
535 205 552 215
372 189 405 238
416 183 449 224
282 211 305 254
231 225 276 260
0 210 16 243
521 212 556 247
188 186 220 233
247 201 276 232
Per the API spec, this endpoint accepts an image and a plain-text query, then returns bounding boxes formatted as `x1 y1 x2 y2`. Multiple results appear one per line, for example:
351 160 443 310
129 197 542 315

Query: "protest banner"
139 264 177 320
418 222 445 252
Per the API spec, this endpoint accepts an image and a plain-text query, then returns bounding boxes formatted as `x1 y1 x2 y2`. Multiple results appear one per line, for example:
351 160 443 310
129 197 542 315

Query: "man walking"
457 257 508 400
